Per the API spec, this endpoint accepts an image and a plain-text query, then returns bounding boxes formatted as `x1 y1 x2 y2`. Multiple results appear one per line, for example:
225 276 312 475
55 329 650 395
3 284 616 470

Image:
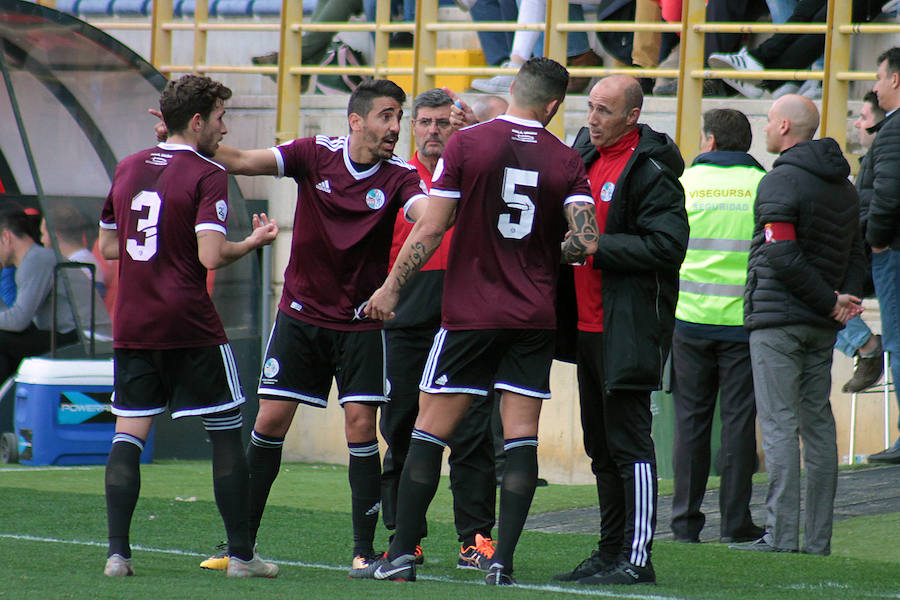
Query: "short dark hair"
863 90 887 119
512 57 569 109
0 207 39 241
46 205 89 246
702 108 752 152
348 79 406 119
159 74 232 135
412 88 453 120
878 47 900 75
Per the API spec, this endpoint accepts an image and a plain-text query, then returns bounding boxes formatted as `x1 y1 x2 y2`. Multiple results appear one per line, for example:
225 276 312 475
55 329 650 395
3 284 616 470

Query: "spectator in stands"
864 48 900 464
470 0 601 94
0 208 78 383
670 108 766 546
708 0 883 98
466 0 519 69
834 91 886 395
732 94 865 555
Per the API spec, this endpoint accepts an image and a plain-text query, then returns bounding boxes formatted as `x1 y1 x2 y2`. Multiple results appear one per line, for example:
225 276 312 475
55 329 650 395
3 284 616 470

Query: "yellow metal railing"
87 0 900 157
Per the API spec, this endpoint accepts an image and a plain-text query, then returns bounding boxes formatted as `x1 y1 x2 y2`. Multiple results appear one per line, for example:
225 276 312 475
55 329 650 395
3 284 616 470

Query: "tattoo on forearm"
395 241 433 289
561 202 599 263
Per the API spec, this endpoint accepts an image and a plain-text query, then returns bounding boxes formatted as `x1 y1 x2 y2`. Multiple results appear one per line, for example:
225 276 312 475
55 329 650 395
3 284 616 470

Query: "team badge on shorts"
600 181 615 203
216 199 228 221
263 357 280 379
365 188 386 210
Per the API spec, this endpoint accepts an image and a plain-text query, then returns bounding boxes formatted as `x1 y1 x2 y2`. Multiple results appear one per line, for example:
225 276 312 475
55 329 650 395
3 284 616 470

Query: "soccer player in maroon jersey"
98 74 279 578
200 79 429 571
356 57 600 586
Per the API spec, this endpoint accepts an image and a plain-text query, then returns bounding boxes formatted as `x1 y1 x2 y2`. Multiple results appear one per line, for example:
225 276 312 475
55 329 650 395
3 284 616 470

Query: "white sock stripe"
420 328 446 389
380 330 388 397
250 431 284 448
348 442 379 457
629 462 654 566
112 433 144 451
202 413 243 431
411 429 448 448
503 437 538 451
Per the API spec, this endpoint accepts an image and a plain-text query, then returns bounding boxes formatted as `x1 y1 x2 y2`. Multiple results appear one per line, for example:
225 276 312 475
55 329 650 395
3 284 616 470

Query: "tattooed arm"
561 200 599 263
365 194 457 321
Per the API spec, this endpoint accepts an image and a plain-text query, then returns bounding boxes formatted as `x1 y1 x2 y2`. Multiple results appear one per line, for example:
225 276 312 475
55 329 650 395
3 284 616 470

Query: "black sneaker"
485 564 515 586
720 524 766 544
551 549 616 581
578 559 656 585
349 555 416 581
458 534 495 570
868 438 900 464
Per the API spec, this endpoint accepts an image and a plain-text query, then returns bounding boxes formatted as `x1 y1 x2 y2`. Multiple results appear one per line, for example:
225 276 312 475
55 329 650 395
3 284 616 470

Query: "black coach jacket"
863 110 900 250
563 123 689 393
744 138 866 331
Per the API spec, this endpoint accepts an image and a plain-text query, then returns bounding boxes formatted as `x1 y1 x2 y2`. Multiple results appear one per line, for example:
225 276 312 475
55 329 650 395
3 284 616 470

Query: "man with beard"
100 74 279 578
196 79 430 571
379 88 498 570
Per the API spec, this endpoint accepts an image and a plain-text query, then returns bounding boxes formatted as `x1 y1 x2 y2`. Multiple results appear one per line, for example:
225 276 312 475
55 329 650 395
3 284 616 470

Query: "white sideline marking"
0 533 681 599
0 466 101 472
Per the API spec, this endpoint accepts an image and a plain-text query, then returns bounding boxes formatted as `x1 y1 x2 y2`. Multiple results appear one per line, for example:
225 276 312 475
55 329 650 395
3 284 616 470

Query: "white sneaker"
226 552 279 578
798 79 822 99
471 61 517 94
452 0 476 10
772 81 800 99
722 78 766 99
104 554 134 577
708 47 764 74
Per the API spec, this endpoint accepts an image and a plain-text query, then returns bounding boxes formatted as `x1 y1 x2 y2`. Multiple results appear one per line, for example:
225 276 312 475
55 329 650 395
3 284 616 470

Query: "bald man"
555 74 689 586
733 94 866 555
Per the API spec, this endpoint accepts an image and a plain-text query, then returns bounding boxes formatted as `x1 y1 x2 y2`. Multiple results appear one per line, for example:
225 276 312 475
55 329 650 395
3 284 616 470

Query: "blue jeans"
765 0 798 24
532 3 591 59
871 249 900 431
834 315 873 357
470 0 519 66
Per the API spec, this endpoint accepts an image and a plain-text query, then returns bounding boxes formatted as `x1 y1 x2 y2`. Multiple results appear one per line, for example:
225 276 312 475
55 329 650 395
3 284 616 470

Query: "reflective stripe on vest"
676 162 764 326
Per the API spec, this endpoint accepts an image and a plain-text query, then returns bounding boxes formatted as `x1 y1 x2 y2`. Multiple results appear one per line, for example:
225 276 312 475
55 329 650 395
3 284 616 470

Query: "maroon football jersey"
430 115 593 330
272 135 428 331
100 143 229 349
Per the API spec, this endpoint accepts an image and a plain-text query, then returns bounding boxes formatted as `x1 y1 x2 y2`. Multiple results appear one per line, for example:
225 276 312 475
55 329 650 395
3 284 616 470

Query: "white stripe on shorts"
420 328 447 390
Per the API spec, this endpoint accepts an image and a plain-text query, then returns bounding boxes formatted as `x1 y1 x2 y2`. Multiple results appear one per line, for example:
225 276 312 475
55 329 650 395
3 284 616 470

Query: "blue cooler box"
13 357 154 466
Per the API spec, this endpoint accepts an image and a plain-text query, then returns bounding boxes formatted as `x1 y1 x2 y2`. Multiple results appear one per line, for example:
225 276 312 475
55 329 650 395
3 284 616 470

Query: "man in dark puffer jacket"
734 95 866 556
865 47 900 463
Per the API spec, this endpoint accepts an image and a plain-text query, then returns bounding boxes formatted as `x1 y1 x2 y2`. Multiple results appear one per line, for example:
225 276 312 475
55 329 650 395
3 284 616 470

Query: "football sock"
348 440 381 557
246 430 284 546
387 431 446 561
204 410 253 561
105 433 144 559
492 438 539 574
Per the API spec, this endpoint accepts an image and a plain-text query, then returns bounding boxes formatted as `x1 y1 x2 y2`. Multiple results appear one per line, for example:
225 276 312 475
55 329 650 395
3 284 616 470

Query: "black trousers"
576 331 657 566
669 330 758 540
381 326 496 543
0 324 78 383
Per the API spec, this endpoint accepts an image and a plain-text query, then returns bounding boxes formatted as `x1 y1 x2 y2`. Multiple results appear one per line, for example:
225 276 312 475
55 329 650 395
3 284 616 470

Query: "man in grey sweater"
0 208 76 383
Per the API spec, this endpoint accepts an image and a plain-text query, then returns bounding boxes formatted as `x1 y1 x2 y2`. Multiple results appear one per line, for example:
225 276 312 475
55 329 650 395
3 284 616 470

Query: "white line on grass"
0 466 101 472
0 533 684 600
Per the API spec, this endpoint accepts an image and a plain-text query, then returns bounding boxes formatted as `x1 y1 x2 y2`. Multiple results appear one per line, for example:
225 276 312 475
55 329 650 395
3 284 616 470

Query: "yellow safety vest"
676 162 765 326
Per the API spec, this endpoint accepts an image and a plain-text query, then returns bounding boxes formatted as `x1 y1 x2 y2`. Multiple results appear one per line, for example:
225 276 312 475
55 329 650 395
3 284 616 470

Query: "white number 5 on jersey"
126 190 161 261
498 167 536 240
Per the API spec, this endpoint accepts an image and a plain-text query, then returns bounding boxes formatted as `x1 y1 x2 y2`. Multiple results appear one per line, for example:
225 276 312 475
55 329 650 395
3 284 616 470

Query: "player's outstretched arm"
197 213 278 270
561 200 599 263
365 195 456 321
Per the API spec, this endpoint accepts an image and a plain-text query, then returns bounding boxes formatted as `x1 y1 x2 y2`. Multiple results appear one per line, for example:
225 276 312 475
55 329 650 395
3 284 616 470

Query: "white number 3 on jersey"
127 190 161 261
497 167 536 240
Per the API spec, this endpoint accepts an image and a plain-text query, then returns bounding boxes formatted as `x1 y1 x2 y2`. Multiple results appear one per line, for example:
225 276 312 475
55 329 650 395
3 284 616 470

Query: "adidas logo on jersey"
316 180 332 193
435 374 448 386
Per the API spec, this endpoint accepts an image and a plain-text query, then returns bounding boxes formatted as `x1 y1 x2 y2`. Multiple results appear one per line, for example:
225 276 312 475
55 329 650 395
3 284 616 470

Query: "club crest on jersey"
365 188 386 210
215 200 228 222
600 182 615 203
263 357 280 379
